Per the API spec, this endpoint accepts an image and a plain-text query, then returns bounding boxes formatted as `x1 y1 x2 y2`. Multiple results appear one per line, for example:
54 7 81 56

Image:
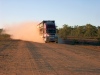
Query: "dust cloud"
5 21 44 43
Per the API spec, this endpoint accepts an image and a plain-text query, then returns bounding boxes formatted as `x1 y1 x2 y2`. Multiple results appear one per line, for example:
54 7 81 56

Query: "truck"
37 20 58 43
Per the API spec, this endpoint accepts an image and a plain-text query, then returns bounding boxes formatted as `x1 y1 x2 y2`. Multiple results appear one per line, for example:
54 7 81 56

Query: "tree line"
58 24 100 40
0 29 11 40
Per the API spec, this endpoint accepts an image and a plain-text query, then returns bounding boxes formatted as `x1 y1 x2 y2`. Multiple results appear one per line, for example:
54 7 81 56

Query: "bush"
0 29 11 40
0 34 11 40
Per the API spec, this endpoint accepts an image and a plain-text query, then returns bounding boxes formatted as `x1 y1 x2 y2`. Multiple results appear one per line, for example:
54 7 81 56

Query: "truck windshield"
47 29 56 33
47 24 56 28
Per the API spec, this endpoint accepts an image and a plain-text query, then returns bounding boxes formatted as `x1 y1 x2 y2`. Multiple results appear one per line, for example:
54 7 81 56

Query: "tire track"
26 41 59 75
26 42 79 75
0 40 21 75
0 40 18 58
0 40 99 75
0 41 12 52
26 42 100 74
0 40 20 52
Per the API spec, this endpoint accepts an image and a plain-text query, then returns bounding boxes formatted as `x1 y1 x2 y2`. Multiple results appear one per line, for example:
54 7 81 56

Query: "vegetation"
0 29 11 40
58 24 100 45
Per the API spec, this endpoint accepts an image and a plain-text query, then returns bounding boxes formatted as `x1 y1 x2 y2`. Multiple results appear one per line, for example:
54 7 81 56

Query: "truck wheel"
55 41 58 43
44 38 47 43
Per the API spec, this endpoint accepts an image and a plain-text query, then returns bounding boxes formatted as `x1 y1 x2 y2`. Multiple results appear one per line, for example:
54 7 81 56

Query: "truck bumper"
46 36 58 42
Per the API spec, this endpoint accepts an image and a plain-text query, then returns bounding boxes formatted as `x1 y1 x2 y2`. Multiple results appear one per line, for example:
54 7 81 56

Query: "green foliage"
58 24 72 39
70 25 86 37
84 24 97 37
0 29 11 40
58 24 98 39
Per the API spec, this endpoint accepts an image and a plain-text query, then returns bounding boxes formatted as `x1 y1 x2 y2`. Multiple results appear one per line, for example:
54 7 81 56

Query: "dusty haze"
5 21 44 43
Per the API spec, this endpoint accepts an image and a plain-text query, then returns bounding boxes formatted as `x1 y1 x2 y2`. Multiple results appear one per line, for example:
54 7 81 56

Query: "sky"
0 0 100 28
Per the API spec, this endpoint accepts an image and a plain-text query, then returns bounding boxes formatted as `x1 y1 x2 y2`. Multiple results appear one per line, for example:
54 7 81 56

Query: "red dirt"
0 40 100 75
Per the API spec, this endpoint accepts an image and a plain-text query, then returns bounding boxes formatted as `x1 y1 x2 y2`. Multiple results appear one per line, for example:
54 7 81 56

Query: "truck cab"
37 20 58 43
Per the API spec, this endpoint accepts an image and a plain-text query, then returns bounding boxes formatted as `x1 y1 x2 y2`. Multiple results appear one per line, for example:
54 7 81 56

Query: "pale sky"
0 0 100 28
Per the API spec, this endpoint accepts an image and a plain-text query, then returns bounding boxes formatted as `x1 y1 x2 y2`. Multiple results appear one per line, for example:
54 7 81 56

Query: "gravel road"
0 40 100 75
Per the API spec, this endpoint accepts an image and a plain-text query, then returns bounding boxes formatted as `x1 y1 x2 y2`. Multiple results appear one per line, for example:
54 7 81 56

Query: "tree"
70 25 85 37
58 24 71 39
77 26 86 37
84 24 97 37
97 26 100 37
58 23 98 39
0 29 11 40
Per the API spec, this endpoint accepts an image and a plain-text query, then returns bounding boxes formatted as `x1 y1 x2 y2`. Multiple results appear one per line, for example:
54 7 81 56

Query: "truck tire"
44 38 48 43
55 41 58 43
54 41 58 43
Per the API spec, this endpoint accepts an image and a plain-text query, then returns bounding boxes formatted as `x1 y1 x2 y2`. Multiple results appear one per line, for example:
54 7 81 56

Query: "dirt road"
0 40 100 75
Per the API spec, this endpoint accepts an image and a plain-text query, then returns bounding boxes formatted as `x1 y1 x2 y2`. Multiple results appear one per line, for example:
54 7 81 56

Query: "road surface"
0 40 100 75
